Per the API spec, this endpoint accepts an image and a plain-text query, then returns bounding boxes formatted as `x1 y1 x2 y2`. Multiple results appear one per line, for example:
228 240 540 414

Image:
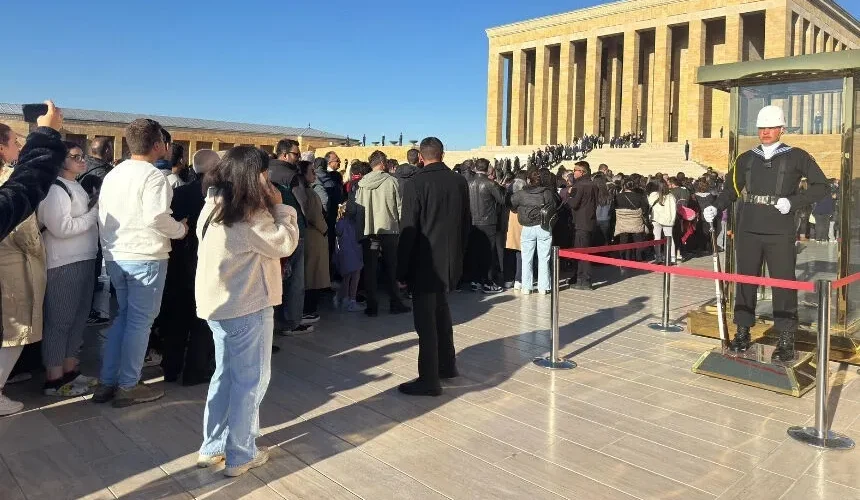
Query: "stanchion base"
692 345 816 397
647 322 685 333
533 357 576 370
787 426 855 450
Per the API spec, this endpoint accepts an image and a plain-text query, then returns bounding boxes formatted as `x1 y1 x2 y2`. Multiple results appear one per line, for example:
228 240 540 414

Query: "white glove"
703 206 718 223
775 198 791 215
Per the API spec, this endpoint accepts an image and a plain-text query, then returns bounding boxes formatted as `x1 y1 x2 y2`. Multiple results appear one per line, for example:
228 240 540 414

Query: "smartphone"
22 103 48 123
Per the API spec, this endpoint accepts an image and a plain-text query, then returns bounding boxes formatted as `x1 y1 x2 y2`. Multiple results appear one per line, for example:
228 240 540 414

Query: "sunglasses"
68 154 86 162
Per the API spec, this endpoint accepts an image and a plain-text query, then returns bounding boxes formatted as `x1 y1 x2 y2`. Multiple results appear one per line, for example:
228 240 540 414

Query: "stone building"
485 0 860 148
0 103 352 162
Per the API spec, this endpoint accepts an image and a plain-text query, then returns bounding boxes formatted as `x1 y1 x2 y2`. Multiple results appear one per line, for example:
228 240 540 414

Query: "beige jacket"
0 166 46 346
195 194 300 321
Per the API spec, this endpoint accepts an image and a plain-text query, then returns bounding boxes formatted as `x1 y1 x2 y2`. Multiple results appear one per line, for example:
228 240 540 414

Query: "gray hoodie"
355 170 402 237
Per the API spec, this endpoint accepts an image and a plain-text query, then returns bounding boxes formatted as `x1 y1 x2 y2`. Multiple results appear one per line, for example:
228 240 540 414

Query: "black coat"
169 179 206 289
568 176 599 232
468 173 504 226
714 144 828 235
0 127 66 241
396 162 471 293
510 186 558 227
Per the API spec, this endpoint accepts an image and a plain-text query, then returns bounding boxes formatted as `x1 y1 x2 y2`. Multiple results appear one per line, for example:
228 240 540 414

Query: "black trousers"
473 224 502 285
412 291 455 387
573 229 592 283
734 231 798 331
813 214 831 241
617 232 644 261
160 288 215 385
361 234 405 311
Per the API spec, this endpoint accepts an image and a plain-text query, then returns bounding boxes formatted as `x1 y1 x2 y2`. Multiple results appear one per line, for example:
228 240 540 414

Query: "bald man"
78 137 114 197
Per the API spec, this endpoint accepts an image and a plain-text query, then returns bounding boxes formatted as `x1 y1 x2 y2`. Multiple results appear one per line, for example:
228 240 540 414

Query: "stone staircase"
446 144 708 178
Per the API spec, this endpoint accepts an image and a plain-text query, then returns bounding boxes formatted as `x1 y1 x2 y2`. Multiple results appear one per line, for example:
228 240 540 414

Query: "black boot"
729 326 751 352
771 331 796 363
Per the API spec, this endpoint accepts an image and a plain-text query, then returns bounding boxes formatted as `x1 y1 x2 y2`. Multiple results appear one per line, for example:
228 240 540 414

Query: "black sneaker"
300 313 320 325
482 284 503 294
285 324 314 336
86 311 110 326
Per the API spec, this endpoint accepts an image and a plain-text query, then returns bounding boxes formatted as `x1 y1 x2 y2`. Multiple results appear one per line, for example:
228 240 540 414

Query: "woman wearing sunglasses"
36 141 100 397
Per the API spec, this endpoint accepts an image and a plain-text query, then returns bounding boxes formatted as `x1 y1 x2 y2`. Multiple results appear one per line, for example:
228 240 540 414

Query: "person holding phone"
0 101 66 240
37 141 100 397
0 101 64 416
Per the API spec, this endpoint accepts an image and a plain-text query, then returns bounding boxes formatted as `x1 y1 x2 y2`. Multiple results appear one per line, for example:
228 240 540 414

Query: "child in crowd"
334 202 364 312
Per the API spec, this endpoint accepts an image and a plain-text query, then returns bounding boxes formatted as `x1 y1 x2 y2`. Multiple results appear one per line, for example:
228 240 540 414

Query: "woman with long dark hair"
510 170 560 294
195 146 299 477
593 174 614 245
614 179 649 261
647 177 678 263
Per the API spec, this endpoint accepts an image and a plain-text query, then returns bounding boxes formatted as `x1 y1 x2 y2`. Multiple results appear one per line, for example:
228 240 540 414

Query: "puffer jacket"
0 166 46 346
648 192 677 227
510 186 559 227
468 173 504 226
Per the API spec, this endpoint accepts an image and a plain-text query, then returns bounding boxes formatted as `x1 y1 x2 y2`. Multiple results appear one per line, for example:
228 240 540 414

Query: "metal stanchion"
787 280 854 450
649 238 683 333
534 246 575 370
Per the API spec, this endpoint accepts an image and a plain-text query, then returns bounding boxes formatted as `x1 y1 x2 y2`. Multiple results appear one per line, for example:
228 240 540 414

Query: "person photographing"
704 105 828 363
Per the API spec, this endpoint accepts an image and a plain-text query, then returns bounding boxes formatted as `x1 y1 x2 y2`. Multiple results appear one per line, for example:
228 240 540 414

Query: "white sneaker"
513 281 522 290
224 447 269 477
0 394 24 416
70 374 99 389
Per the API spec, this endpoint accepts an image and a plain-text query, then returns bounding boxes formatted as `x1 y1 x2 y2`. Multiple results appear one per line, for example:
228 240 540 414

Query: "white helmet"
756 105 786 128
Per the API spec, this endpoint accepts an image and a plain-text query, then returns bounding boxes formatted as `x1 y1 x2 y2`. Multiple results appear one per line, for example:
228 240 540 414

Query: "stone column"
802 20 814 134
212 140 220 152
557 41 574 144
683 20 706 141
486 51 505 147
606 40 620 138
533 44 550 145
724 13 742 62
650 25 671 142
583 36 603 136
764 6 791 59
114 135 123 162
189 140 198 161
620 30 641 136
510 49 528 146
814 27 825 134
790 15 804 130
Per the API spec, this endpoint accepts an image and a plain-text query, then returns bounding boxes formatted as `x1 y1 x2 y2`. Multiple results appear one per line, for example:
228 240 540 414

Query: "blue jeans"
280 239 305 329
521 225 552 293
100 260 168 389
199 307 273 468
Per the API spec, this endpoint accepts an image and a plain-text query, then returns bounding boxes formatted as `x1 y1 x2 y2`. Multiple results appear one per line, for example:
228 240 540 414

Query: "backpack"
39 180 73 233
540 199 560 232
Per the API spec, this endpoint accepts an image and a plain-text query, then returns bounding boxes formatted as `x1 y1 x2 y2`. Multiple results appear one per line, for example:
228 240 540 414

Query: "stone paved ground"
2 254 860 499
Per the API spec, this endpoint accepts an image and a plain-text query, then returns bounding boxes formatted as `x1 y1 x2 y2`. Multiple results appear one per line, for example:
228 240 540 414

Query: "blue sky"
3 1 859 150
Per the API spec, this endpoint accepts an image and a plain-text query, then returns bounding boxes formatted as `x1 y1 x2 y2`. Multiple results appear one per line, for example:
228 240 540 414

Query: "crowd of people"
0 101 844 477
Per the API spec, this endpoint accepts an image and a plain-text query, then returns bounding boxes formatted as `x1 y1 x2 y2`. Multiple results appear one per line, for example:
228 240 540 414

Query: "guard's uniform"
714 144 828 332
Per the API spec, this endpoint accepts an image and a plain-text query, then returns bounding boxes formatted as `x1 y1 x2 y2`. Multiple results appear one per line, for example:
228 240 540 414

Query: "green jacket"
355 170 401 237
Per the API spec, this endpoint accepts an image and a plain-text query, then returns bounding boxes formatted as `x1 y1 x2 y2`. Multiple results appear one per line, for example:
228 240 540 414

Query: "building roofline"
0 103 347 140
486 0 860 39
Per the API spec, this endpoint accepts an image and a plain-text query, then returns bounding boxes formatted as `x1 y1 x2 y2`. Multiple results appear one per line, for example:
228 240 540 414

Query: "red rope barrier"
833 272 860 290
558 249 817 292
565 238 666 255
